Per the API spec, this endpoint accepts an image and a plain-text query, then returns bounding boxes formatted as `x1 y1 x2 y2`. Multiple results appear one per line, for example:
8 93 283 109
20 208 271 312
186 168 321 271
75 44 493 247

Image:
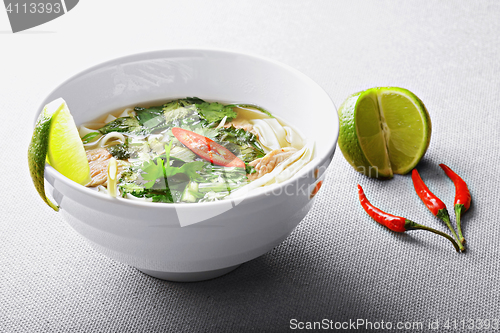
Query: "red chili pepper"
357 185 460 252
411 169 464 251
172 127 245 168
439 164 471 244
310 180 323 199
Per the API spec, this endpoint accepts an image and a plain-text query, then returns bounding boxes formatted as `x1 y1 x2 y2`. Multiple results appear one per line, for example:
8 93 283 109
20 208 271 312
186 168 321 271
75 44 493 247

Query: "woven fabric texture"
1 1 499 332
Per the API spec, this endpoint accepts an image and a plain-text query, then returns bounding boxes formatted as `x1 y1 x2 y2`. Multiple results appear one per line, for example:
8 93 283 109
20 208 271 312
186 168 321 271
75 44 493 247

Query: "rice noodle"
250 118 296 152
265 118 289 148
98 132 126 148
228 141 315 198
104 114 117 123
250 119 282 151
79 125 100 138
81 101 313 204
283 125 304 149
118 108 135 118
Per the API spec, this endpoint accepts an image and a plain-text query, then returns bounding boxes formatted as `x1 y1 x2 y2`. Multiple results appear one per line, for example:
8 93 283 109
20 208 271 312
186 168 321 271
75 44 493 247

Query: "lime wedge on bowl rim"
337 87 431 179
28 98 91 211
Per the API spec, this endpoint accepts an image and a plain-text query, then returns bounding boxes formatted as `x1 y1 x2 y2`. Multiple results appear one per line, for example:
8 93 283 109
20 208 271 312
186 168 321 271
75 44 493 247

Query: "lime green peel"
337 87 431 179
28 99 64 211
28 98 91 211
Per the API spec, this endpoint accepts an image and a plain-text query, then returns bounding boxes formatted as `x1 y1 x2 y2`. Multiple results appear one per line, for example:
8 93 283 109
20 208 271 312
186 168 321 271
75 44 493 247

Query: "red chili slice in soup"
172 127 245 168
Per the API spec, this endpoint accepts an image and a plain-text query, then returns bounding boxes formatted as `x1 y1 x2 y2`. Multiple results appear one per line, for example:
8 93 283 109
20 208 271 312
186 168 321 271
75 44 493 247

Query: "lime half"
28 98 91 211
338 87 431 179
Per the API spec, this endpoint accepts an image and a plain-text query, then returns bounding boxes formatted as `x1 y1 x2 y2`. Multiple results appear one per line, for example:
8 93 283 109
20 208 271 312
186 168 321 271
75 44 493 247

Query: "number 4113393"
5 2 62 14
444 318 499 330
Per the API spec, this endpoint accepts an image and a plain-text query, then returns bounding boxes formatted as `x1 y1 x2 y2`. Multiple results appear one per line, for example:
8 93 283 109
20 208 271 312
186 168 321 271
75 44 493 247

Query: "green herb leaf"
195 102 237 123
164 106 195 124
107 140 130 160
119 182 146 195
134 106 165 129
98 117 142 135
181 97 206 105
140 142 205 189
167 161 205 180
147 190 174 203
141 158 165 189
215 126 265 163
163 142 204 179
245 164 256 174
193 127 219 140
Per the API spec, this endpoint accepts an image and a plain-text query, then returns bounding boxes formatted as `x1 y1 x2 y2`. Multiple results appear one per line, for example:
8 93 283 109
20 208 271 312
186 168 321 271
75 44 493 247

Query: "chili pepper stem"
436 209 463 248
455 204 466 245
405 220 461 252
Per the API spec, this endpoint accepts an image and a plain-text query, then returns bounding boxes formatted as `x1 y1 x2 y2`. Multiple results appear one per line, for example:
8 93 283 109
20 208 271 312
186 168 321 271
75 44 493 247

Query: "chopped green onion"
81 132 101 144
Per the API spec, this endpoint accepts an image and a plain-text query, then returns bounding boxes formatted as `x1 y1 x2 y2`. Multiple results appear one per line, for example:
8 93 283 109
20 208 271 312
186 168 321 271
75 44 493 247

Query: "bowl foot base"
137 264 241 282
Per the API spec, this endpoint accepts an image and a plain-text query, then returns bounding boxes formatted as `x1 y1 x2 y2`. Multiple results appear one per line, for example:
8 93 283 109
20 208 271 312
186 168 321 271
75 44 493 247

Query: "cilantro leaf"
193 127 219 140
107 140 130 160
141 158 165 189
195 102 237 123
215 126 265 163
163 142 204 179
164 106 195 124
140 142 205 189
98 117 142 135
134 106 165 128
134 98 206 131
147 190 174 203
181 97 206 105
167 161 205 180
246 164 257 175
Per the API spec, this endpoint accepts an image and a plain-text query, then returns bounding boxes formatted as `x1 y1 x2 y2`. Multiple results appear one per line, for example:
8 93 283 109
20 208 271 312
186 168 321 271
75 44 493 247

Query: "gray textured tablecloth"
2 1 499 332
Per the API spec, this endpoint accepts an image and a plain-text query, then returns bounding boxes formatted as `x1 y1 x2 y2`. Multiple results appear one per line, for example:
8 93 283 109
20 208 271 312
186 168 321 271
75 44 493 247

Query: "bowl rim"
41 48 339 210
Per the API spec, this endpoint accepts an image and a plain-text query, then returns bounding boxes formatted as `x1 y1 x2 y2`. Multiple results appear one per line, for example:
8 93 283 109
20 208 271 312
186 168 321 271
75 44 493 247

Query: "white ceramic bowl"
40 49 338 282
